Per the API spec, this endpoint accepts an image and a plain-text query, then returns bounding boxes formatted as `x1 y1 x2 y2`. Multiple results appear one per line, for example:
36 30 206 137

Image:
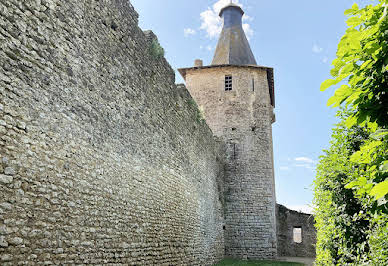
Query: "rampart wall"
0 0 225 264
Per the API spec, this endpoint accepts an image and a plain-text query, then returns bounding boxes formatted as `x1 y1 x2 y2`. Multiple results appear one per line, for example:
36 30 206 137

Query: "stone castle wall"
276 204 316 258
184 67 277 259
0 0 225 264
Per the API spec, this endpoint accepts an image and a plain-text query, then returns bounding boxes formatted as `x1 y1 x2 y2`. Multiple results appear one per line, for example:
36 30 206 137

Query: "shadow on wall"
276 204 316 258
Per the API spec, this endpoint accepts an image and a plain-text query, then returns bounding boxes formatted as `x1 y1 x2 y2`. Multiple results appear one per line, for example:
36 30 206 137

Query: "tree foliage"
314 111 387 265
314 113 367 264
315 1 388 264
320 1 388 127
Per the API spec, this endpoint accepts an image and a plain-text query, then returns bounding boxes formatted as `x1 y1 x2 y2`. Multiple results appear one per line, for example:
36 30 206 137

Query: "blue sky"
130 0 372 213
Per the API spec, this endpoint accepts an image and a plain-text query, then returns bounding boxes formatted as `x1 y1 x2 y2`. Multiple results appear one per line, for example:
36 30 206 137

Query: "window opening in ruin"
225 75 232 91
252 127 256 132
233 143 236 159
293 227 302 243
232 128 236 131
252 78 255 91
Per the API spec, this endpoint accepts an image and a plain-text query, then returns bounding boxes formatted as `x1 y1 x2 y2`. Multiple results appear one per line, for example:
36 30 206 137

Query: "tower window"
293 227 302 243
252 78 255 91
225 75 232 91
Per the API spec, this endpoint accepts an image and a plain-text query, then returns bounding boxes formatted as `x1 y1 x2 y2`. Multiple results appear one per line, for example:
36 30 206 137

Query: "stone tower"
179 3 277 260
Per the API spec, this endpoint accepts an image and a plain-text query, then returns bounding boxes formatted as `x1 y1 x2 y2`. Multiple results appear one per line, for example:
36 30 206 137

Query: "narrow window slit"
225 75 232 91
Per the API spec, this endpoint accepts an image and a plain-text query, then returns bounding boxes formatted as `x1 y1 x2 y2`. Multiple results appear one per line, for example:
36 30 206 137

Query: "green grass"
214 259 304 266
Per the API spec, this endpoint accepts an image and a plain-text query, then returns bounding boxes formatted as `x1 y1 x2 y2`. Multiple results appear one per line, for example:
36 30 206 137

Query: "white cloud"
295 164 315 170
243 14 253 22
280 157 317 170
207 45 213 51
243 23 253 40
184 28 196 37
200 0 253 39
292 157 317 170
200 8 222 38
294 157 315 164
322 56 329 63
312 44 323 53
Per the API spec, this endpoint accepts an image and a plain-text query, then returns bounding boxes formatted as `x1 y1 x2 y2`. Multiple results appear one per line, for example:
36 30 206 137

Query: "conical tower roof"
211 3 257 65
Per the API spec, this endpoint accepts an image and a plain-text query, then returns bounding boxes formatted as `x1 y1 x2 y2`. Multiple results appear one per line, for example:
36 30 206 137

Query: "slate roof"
177 4 275 107
212 4 257 65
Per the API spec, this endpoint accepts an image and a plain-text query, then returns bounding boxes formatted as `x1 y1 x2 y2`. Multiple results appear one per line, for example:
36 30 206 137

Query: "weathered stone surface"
3 167 15 176
8 237 23 246
1 254 12 262
0 0 317 263
182 66 277 259
0 175 13 184
0 236 8 247
276 204 316 258
0 225 11 235
0 0 225 264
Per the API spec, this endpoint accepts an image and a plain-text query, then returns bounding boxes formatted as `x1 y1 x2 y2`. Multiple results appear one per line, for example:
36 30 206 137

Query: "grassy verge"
214 259 304 266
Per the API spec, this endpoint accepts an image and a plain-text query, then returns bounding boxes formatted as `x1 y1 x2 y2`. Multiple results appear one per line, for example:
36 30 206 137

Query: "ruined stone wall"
184 67 277 259
0 0 225 264
276 204 316 258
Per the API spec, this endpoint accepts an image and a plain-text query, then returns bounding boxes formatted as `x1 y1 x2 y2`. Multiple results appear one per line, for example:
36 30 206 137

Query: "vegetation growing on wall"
188 98 205 123
149 39 165 59
314 1 387 264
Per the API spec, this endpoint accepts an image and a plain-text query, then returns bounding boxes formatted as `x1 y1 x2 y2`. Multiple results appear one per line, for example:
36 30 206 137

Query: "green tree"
315 1 388 264
321 1 388 127
320 0 388 202
314 111 370 265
